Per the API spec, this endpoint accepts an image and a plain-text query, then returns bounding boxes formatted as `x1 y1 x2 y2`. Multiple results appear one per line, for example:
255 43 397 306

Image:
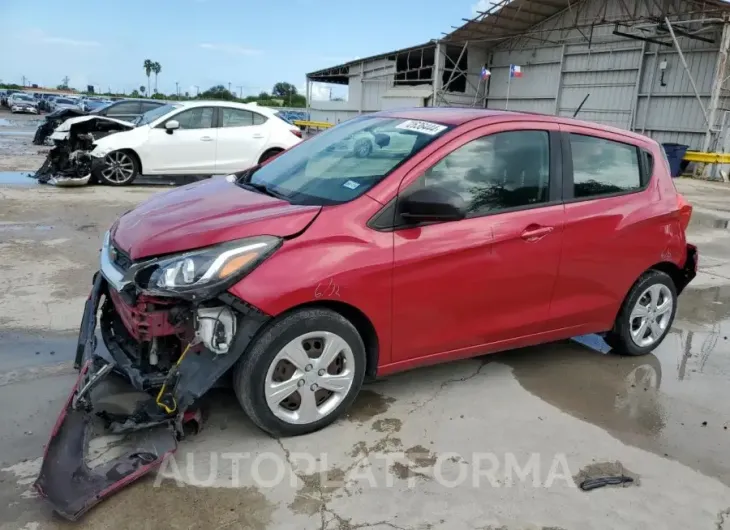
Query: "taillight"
677 193 693 231
291 128 302 138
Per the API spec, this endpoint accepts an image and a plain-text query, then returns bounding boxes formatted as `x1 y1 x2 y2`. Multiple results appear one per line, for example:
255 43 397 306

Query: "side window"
570 134 642 198
221 108 254 127
416 130 550 216
106 101 141 116
170 107 214 129
253 112 267 125
140 102 162 113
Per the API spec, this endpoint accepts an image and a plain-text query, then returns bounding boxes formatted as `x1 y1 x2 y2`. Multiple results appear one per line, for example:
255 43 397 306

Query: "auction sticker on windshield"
395 120 447 135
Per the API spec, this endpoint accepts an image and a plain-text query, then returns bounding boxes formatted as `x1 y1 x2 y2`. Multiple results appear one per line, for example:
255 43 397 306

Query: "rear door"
215 108 270 172
142 106 218 174
390 121 565 363
548 126 661 333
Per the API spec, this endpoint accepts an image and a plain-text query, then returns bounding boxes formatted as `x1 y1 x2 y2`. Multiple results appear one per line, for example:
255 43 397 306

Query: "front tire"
233 308 366 437
96 150 139 186
605 270 677 356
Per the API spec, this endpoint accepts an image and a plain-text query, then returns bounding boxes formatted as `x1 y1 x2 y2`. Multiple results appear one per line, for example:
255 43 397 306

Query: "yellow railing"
683 150 730 164
293 120 334 129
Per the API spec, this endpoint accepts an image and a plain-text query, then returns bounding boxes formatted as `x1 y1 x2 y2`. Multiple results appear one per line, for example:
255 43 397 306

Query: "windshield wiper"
240 181 290 201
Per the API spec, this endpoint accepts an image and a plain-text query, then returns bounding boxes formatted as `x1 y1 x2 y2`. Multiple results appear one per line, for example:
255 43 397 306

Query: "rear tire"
233 308 366 437
605 270 677 356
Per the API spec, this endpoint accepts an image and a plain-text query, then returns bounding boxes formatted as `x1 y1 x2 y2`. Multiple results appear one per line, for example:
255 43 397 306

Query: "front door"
143 106 218 174
215 107 270 172
391 124 565 363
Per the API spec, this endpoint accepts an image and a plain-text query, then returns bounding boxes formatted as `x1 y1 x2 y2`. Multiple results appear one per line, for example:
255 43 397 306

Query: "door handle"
252 134 264 139
200 136 214 141
521 225 554 241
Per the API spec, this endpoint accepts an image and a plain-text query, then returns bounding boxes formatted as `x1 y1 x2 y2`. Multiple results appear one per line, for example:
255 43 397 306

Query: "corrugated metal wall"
458 0 725 149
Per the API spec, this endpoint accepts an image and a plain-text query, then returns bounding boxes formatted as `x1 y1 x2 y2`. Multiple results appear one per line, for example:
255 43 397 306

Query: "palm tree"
140 85 146 95
143 59 153 96
152 62 161 93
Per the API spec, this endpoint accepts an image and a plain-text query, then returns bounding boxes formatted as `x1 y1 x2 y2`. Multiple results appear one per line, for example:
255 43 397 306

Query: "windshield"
16 94 34 101
245 116 452 205
135 103 181 126
56 98 74 104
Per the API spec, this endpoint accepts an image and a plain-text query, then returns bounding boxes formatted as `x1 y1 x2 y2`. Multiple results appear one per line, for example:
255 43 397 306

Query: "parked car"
81 98 110 112
1 89 21 107
38 94 55 111
50 97 82 112
86 98 166 122
79 100 302 184
9 93 39 114
35 108 698 519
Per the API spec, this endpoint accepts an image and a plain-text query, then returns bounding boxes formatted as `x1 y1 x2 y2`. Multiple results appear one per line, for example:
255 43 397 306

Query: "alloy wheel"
101 151 135 183
264 331 355 425
629 284 673 347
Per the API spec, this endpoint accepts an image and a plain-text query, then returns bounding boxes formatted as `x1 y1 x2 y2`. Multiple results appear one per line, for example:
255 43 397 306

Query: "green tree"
140 85 146 95
130 89 140 97
152 62 161 92
198 85 236 101
143 59 153 95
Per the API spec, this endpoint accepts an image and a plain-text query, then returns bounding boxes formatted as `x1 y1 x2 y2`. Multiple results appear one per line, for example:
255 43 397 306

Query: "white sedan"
60 101 303 185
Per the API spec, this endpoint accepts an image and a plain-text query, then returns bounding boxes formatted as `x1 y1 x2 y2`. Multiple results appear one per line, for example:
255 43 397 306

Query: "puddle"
0 171 36 186
498 285 730 485
0 130 34 136
0 222 53 232
0 118 11 126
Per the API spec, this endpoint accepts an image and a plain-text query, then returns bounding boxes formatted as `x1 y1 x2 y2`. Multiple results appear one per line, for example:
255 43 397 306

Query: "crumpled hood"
113 178 321 259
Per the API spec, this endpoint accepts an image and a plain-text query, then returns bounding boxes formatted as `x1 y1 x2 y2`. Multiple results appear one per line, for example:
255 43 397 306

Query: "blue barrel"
662 143 689 178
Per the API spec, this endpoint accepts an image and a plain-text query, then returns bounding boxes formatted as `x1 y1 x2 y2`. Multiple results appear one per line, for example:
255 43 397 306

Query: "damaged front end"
32 117 133 187
33 108 87 146
35 233 272 520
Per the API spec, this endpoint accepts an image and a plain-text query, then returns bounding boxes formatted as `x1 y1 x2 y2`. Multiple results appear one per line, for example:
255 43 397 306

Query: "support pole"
665 17 710 126
305 78 311 120
703 17 730 153
641 45 659 133
629 40 647 131
433 41 443 107
358 62 364 114
440 41 469 106
553 44 566 115
506 70 512 110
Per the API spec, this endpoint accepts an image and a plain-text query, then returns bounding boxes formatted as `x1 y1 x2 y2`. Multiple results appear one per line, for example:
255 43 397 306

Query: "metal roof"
306 0 730 81
444 0 730 44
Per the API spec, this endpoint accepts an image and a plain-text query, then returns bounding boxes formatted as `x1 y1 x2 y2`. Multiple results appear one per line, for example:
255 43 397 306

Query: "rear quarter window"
570 134 642 199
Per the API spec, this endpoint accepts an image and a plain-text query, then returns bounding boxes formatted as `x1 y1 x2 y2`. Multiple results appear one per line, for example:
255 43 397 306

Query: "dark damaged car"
35 109 697 520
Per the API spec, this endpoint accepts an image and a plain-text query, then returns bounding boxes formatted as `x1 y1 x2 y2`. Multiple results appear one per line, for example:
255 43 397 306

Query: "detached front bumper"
35 271 269 520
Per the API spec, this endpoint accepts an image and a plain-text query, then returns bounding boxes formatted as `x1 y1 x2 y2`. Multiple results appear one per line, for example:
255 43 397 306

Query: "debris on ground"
573 461 640 491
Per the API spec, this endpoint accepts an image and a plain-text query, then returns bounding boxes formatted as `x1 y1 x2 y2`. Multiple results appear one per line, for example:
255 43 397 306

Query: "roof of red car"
377 107 655 144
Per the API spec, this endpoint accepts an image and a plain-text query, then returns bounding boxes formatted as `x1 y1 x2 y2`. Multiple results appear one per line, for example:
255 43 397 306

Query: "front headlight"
136 236 281 294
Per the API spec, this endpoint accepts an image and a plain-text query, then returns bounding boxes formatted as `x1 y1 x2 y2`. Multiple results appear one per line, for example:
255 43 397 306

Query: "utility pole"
62 76 70 88
21 75 27 87
228 82 232 93
175 81 179 97
236 85 243 99
194 85 200 96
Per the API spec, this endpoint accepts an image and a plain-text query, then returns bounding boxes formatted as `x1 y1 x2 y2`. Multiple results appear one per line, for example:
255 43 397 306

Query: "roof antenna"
573 93 590 118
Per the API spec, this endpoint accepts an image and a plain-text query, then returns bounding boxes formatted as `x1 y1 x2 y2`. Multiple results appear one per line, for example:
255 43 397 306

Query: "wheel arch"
273 300 380 380
258 147 285 164
649 261 687 293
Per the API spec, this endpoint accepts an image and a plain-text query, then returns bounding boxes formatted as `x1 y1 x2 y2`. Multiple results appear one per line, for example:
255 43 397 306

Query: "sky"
0 0 494 100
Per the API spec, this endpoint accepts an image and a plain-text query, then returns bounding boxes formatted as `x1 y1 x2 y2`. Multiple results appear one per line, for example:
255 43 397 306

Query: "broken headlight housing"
136 236 281 295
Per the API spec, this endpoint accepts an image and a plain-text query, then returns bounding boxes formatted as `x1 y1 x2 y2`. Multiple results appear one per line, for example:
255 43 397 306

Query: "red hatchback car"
38 108 697 519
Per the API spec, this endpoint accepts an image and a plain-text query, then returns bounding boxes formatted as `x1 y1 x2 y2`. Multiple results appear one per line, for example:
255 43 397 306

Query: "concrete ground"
0 110 729 529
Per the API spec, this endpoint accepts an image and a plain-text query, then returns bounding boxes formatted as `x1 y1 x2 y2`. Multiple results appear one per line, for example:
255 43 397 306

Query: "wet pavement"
0 119 729 528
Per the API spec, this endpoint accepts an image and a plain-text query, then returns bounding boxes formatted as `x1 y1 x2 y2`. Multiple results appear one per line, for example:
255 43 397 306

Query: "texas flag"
509 64 523 78
481 66 491 80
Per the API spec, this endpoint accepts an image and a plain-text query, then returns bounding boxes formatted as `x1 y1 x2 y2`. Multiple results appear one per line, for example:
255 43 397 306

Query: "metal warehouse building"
306 0 730 155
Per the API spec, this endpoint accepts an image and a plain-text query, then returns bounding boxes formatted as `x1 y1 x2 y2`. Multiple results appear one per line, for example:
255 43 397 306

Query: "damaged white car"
34 101 303 186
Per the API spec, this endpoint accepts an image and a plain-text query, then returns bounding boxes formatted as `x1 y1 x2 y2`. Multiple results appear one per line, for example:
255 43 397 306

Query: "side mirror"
398 187 466 223
165 120 180 134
